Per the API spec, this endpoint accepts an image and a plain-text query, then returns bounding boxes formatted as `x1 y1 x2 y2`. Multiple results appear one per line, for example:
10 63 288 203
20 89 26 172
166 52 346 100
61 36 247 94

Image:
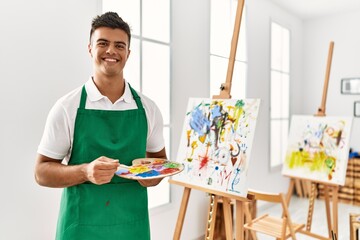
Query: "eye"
116 44 126 50
97 42 108 47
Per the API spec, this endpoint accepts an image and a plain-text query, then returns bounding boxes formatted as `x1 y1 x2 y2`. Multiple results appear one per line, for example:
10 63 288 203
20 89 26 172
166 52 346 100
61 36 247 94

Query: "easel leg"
332 186 339 238
324 185 332 238
295 178 304 197
205 194 219 240
174 187 191 240
306 182 316 231
222 197 233 240
286 179 295 206
235 200 244 240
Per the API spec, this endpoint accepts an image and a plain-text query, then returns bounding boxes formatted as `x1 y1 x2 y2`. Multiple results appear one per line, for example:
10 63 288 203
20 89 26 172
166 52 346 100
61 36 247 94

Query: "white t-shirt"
37 78 165 164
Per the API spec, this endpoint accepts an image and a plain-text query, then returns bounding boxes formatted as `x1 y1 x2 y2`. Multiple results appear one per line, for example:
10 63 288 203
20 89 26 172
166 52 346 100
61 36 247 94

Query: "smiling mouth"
103 58 119 63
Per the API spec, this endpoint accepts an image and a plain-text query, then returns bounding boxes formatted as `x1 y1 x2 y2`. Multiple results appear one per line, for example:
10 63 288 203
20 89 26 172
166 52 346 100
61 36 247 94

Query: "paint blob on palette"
116 158 184 180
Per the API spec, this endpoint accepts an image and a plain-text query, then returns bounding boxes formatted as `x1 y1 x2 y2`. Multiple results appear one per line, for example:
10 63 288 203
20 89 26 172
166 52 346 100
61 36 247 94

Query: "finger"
96 160 120 170
97 157 119 163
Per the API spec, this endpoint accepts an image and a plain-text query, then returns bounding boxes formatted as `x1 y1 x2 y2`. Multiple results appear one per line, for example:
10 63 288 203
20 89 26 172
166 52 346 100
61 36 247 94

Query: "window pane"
102 0 140 36
271 22 290 72
211 0 233 57
281 74 289 117
211 0 246 61
210 56 228 97
231 61 247 99
282 28 290 72
270 21 290 169
143 0 170 43
271 120 289 167
125 38 140 90
271 71 282 118
271 71 289 118
271 22 283 70
142 41 170 124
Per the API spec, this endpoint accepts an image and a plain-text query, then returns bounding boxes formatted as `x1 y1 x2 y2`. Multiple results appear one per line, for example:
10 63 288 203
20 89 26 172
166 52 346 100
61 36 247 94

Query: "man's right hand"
86 156 120 185
35 154 120 188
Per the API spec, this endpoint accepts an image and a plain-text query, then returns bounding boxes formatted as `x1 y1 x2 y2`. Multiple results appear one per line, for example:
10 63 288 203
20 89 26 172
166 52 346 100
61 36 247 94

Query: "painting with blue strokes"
173 98 261 197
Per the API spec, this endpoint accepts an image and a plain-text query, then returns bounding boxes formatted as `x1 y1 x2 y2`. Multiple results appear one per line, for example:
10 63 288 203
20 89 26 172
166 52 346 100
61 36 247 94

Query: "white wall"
0 0 99 239
303 10 360 150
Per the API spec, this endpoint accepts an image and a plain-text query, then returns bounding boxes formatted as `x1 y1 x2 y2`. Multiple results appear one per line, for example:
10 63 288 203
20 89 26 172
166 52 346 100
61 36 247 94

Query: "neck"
92 74 125 103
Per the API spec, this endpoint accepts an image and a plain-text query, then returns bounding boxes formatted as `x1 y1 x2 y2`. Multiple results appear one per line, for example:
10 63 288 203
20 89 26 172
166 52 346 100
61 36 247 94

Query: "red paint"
199 155 209 169
160 168 179 174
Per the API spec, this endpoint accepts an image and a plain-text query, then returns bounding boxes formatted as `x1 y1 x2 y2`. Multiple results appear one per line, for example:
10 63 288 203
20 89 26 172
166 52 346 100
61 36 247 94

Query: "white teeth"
104 58 117 62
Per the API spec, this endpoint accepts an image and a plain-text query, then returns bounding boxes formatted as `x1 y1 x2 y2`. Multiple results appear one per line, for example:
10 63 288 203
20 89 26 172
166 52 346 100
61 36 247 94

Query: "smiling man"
34 12 167 240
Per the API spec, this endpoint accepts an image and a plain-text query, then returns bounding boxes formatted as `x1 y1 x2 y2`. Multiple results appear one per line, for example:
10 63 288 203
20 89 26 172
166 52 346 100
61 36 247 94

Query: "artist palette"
115 158 184 180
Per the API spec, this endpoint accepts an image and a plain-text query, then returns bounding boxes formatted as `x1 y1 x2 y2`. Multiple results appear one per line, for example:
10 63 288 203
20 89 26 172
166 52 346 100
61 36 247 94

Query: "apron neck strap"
128 83 144 110
80 86 87 109
79 83 144 110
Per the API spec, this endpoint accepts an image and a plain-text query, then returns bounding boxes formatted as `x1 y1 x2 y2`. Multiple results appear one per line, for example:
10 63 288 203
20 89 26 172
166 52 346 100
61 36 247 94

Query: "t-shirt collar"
85 77 134 104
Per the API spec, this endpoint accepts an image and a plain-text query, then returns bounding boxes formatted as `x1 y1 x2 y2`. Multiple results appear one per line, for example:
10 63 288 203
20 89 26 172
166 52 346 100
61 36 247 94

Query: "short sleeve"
37 100 72 160
144 99 166 153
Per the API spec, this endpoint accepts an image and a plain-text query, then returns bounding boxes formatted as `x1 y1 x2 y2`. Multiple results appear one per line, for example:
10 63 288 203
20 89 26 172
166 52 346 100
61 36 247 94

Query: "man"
35 12 166 240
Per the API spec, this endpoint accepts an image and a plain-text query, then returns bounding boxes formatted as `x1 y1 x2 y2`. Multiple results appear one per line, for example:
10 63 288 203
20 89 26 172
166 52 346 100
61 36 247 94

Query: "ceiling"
269 0 360 19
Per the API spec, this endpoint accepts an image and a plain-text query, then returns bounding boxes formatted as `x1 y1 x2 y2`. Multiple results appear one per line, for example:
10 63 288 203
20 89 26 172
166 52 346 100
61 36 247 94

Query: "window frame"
269 20 291 171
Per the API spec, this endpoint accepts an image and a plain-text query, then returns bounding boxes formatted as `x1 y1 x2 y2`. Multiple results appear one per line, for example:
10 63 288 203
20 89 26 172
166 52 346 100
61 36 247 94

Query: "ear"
127 49 131 59
88 43 93 57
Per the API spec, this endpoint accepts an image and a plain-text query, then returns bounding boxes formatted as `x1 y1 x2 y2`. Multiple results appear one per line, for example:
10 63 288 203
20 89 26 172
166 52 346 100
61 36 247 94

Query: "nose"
106 44 116 54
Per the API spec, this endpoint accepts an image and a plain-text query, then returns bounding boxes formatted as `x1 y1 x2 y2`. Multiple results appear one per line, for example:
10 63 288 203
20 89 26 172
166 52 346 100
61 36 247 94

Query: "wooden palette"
115 158 184 180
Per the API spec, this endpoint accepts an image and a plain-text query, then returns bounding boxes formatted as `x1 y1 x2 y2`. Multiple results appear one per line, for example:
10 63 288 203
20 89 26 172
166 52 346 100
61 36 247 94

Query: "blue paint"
137 170 160 178
189 107 210 136
211 105 221 118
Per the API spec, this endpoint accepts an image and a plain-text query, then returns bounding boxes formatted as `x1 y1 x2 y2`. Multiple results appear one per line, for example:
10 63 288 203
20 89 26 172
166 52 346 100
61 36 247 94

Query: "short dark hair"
90 12 131 47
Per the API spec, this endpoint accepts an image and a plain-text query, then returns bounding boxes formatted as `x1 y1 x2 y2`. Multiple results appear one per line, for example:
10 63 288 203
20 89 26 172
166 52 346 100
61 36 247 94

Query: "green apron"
56 84 150 240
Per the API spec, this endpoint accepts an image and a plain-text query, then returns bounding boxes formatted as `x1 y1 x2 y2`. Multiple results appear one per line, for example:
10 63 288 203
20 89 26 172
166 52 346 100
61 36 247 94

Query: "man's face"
88 27 130 78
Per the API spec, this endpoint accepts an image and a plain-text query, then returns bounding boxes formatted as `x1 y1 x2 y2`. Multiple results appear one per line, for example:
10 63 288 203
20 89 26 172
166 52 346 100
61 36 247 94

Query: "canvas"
282 115 353 185
173 98 261 197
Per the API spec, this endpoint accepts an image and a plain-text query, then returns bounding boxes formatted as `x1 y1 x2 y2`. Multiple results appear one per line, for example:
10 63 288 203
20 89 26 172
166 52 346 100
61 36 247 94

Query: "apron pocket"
78 182 148 226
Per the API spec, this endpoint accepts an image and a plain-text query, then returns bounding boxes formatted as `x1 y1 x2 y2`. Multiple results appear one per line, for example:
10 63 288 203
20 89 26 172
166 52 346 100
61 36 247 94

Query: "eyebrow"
96 38 127 46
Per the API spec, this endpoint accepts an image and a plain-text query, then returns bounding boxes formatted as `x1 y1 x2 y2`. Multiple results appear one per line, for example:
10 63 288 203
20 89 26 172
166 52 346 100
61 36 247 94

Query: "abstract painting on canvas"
173 98 261 197
282 115 353 185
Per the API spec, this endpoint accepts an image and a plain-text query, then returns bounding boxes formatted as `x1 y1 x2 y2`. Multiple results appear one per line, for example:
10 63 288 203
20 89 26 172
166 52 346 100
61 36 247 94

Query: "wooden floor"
255 195 360 239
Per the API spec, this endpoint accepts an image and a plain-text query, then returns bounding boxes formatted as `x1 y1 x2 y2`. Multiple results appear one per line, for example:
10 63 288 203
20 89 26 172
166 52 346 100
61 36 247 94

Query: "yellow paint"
129 165 151 174
233 106 243 131
198 134 206 143
191 141 198 156
286 150 337 179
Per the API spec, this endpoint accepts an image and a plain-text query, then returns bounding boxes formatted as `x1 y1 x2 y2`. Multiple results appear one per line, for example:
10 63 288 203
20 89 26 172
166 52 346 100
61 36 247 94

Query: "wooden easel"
169 0 252 239
286 41 339 240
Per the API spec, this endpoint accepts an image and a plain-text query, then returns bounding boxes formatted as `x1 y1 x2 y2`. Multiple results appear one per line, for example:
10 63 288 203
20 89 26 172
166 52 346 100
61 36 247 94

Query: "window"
102 0 171 208
210 0 247 98
270 22 290 168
